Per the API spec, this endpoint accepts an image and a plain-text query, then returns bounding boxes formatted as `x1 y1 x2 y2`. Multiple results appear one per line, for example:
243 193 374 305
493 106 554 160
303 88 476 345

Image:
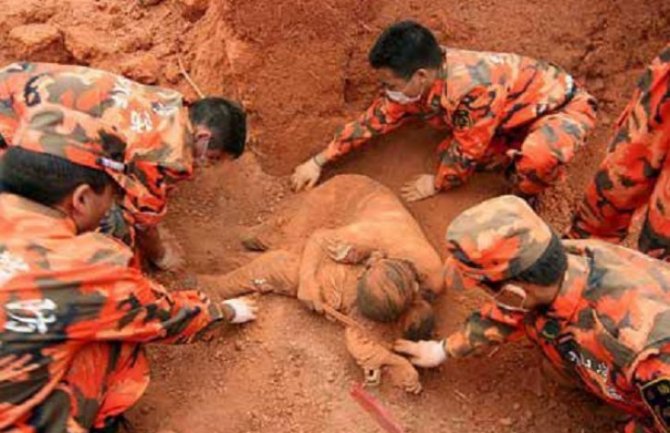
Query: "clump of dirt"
2 0 670 432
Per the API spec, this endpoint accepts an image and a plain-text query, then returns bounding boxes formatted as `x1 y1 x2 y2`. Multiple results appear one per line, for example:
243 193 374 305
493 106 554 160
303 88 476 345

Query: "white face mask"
490 283 530 313
385 89 421 105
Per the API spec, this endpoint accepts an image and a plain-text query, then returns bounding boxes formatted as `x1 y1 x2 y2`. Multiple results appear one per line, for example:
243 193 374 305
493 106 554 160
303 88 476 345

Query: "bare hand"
324 238 356 264
400 174 437 202
291 157 322 192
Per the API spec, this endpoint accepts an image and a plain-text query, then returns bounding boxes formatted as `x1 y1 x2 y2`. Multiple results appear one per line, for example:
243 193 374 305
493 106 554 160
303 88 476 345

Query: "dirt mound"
2 0 670 432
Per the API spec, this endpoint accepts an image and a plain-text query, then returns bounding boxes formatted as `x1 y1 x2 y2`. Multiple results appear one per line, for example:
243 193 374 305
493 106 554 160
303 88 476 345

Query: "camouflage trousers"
469 88 598 196
4 343 149 433
568 44 670 260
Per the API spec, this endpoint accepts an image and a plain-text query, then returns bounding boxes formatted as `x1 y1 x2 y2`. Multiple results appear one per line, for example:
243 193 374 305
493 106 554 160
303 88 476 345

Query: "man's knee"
565 90 598 132
66 343 149 431
512 142 565 195
639 214 670 261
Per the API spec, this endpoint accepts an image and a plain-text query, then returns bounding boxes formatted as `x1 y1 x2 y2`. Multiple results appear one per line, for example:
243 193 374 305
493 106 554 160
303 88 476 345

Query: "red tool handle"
350 383 406 433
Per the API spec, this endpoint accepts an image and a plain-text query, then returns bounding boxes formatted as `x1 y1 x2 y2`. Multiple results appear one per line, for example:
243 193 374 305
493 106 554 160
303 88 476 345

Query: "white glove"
393 339 447 368
400 174 438 202
291 157 323 192
222 297 258 324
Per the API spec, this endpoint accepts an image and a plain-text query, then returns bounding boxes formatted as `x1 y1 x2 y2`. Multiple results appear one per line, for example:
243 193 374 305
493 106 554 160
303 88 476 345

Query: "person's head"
368 20 443 104
485 233 568 311
356 258 421 323
2 107 128 233
400 298 436 341
445 195 568 312
1 147 117 232
188 97 247 164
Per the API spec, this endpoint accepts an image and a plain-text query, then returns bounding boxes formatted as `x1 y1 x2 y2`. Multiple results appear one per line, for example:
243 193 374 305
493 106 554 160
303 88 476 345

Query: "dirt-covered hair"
356 258 419 323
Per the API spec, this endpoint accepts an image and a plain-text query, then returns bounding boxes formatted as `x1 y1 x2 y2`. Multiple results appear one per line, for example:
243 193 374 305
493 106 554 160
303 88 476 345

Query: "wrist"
221 303 236 322
312 152 328 168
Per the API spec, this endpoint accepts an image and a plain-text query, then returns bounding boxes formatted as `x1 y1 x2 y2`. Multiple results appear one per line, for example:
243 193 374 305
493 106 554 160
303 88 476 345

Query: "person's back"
442 48 574 131
0 62 192 228
0 191 133 427
0 107 256 432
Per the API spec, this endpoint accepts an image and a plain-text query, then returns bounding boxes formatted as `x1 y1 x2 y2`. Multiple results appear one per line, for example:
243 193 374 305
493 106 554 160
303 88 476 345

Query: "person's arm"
567 51 670 242
444 302 526 358
629 350 670 433
322 95 418 162
296 229 337 311
69 265 254 345
393 301 525 367
433 85 506 191
622 420 658 433
292 95 419 191
0 68 19 147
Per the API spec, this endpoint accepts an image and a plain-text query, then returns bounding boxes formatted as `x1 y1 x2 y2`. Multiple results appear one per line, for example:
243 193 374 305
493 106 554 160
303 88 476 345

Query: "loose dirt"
2 0 670 432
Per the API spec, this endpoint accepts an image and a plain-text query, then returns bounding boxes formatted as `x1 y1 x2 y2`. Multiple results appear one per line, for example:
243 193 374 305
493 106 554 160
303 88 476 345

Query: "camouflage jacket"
0 194 223 429
568 43 670 254
446 239 670 433
325 48 577 190
0 62 194 228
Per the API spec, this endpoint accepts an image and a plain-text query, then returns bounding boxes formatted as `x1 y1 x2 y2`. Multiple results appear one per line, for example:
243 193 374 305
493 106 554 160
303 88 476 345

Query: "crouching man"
396 195 670 433
0 106 255 432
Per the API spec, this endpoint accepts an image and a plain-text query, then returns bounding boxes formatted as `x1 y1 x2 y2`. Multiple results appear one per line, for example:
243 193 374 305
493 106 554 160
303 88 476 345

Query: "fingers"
403 192 422 202
400 177 424 202
241 296 258 311
306 174 319 190
401 189 423 202
393 339 419 356
408 383 423 394
291 172 307 192
400 181 417 194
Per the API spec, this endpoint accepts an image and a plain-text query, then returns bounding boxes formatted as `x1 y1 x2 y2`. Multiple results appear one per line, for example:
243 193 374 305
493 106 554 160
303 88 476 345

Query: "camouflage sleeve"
434 85 506 190
445 301 525 358
323 95 418 162
73 266 228 345
623 420 660 433
632 350 670 433
568 44 670 242
0 70 19 147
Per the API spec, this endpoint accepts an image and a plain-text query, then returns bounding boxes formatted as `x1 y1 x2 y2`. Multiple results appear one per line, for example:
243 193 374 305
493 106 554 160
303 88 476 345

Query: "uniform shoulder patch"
641 377 670 430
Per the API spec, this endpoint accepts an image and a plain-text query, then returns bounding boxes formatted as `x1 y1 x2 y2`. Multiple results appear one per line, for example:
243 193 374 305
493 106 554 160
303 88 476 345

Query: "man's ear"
71 184 93 215
196 129 211 142
415 68 429 79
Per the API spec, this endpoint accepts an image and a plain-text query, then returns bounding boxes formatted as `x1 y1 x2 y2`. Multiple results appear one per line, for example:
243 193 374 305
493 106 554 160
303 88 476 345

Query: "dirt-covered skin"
1 0 669 432
196 175 440 394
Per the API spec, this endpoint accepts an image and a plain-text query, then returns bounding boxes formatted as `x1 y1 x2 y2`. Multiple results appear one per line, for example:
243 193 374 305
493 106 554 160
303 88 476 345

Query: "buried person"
395 195 670 433
291 20 597 208
0 61 247 270
198 175 444 393
0 108 256 432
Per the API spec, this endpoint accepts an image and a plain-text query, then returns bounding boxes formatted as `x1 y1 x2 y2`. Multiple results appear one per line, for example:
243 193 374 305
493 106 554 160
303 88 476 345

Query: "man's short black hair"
515 233 568 286
188 97 247 158
368 20 443 79
0 147 112 206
